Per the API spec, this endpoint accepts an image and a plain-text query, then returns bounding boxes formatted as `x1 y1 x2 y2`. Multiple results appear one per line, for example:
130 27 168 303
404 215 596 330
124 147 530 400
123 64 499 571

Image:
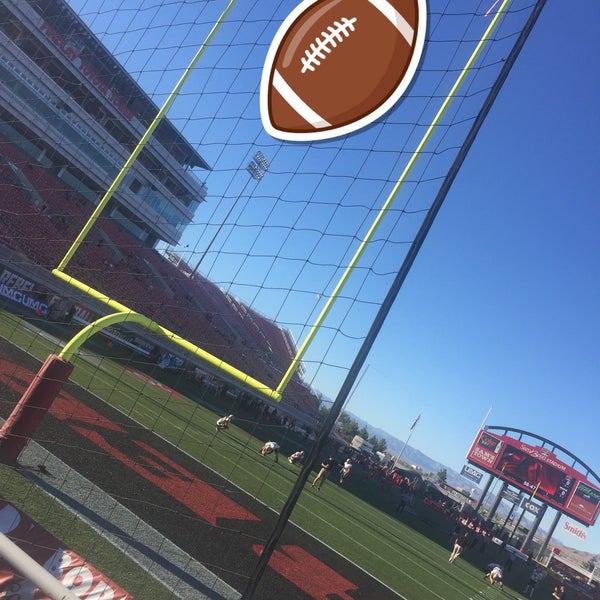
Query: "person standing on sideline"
449 530 471 563
552 583 566 600
523 566 545 598
449 523 461 546
339 458 352 484
260 441 280 462
504 551 515 573
216 414 233 431
312 456 335 490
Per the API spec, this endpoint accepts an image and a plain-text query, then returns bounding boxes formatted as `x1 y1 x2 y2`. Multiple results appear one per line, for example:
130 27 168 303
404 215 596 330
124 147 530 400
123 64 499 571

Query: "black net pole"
241 1 548 596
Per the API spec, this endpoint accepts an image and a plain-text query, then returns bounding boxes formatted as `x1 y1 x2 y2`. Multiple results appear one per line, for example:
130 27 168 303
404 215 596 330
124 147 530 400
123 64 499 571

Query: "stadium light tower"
191 151 269 276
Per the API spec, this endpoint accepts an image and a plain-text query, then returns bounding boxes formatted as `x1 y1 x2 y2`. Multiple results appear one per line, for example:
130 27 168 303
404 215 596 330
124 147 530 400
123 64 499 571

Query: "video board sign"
466 430 503 467
467 430 600 526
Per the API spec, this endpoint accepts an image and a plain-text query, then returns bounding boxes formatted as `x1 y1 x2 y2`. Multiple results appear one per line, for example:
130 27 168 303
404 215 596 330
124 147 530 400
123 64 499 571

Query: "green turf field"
0 309 556 599
1 465 175 599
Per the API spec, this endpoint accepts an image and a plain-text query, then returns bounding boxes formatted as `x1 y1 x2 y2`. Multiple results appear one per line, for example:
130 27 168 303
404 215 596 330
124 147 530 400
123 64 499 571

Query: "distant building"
350 435 374 454
0 0 210 247
375 451 388 464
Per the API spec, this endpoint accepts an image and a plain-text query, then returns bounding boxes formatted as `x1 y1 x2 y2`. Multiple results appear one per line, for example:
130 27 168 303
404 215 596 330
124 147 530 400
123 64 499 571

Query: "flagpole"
465 404 493 462
393 414 421 470
479 405 493 431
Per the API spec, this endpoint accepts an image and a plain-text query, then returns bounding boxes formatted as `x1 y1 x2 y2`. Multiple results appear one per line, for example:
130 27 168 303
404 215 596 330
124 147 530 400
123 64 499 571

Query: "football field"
0 309 542 599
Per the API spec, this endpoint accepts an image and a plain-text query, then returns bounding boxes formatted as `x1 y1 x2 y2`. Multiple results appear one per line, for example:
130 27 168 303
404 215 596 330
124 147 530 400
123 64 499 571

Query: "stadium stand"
0 0 320 428
0 134 319 426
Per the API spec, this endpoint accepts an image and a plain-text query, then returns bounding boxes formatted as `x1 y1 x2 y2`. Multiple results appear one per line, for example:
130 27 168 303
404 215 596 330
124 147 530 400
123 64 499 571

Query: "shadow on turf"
304 481 535 599
22 469 233 600
444 562 524 599
0 311 545 599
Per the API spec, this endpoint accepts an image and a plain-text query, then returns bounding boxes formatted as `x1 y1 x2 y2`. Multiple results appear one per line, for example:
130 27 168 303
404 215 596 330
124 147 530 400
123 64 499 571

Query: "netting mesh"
0 0 544 597
52 0 531 395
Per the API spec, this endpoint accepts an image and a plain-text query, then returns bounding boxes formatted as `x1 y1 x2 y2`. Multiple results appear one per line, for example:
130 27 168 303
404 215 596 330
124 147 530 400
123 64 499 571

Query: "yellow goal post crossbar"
53 0 512 401
53 269 281 400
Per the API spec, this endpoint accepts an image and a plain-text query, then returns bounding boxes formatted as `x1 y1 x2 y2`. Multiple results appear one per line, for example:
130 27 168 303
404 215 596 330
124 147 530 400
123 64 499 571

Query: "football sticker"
260 0 427 142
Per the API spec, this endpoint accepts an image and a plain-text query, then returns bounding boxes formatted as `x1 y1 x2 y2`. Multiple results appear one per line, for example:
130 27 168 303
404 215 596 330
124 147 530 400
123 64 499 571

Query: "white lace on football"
300 17 358 73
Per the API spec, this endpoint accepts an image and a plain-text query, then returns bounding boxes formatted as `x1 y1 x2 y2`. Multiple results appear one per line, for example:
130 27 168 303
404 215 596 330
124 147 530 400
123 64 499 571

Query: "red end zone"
0 351 388 599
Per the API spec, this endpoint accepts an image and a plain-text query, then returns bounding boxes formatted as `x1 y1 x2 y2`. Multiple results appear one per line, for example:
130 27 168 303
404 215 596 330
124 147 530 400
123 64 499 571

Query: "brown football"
261 0 426 142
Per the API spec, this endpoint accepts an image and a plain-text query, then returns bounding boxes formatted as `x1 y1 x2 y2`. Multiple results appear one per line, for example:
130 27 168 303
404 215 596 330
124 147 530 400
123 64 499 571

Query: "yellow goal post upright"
52 0 514 406
51 0 285 401
243 1 551 595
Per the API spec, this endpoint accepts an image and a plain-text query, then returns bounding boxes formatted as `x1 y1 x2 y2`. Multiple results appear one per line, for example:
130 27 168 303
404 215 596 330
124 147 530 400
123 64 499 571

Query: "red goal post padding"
0 354 73 465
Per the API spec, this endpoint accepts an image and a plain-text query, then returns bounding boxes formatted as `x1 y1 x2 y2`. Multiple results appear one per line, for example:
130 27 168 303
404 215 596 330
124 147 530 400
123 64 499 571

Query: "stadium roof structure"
29 0 211 172
0 0 211 246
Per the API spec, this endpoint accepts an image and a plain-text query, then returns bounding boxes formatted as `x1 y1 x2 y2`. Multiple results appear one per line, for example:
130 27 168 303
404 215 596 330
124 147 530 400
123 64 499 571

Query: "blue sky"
351 0 600 551
69 0 599 553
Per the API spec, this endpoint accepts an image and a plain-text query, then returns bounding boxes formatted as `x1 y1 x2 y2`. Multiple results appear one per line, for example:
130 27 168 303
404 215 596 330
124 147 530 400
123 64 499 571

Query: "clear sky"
69 0 599 554
351 0 600 552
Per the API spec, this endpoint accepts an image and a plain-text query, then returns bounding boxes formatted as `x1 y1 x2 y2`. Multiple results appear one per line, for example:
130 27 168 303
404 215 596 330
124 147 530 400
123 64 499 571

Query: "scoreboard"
467 430 600 526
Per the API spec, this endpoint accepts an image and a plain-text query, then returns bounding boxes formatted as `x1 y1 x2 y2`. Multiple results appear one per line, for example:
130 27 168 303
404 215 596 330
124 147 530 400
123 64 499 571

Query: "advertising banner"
0 266 94 324
566 481 600 524
460 464 483 484
0 498 132 599
563 521 587 540
501 487 522 505
520 496 543 516
466 430 503 468
0 267 50 317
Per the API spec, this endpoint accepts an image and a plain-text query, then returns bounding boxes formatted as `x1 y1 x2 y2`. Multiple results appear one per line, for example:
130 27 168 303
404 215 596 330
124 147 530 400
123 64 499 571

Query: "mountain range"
348 412 599 565
347 411 474 489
